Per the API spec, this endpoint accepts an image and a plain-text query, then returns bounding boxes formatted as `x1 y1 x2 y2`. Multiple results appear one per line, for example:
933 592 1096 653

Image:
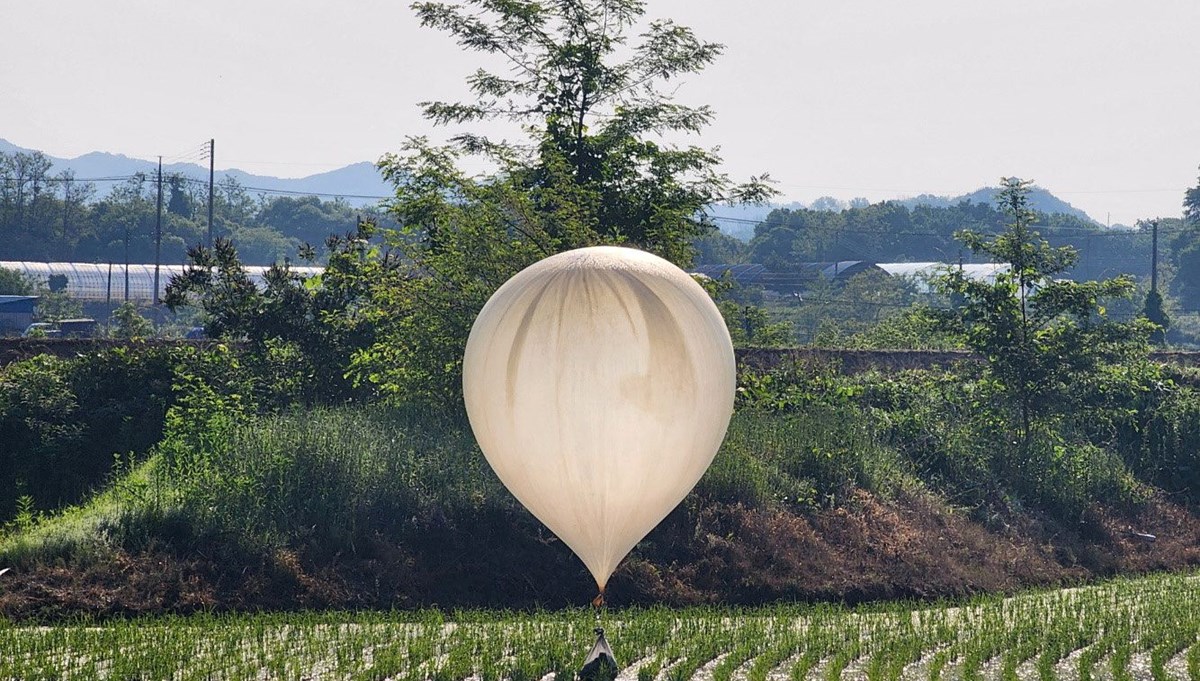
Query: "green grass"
0 403 917 568
1 571 1197 680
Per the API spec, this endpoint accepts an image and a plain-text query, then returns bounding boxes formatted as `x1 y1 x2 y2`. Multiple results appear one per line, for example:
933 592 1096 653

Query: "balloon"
463 246 736 591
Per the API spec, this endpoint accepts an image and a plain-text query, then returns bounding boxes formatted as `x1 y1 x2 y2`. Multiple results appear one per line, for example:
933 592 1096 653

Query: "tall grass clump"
153 402 505 553
700 407 912 509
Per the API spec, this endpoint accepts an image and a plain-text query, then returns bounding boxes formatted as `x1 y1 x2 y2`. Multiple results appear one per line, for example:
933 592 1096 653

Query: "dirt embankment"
2 491 1196 620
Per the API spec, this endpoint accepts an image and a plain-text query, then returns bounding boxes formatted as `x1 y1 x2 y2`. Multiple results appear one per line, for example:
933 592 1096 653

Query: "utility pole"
207 138 215 248
61 175 70 239
154 156 163 306
1151 218 1160 293
123 224 130 302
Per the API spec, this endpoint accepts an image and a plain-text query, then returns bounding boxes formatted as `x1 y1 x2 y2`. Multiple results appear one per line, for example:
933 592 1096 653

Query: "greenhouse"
876 262 1009 292
0 261 325 303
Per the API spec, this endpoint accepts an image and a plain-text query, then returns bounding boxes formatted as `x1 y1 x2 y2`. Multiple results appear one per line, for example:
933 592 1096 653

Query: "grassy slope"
1 401 1198 619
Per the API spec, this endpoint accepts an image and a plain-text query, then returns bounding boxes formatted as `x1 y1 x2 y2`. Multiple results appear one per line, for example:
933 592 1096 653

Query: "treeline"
700 199 1155 278
0 150 380 265
696 176 1200 321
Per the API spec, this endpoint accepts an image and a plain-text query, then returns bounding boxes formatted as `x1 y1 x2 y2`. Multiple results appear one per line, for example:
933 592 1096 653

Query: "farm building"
0 261 325 304
0 295 38 335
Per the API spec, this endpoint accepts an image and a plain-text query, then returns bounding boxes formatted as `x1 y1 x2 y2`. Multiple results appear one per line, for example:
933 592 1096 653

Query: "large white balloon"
463 246 736 591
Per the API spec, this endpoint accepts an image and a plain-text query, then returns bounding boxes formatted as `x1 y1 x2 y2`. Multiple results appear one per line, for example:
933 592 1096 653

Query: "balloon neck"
591 592 605 609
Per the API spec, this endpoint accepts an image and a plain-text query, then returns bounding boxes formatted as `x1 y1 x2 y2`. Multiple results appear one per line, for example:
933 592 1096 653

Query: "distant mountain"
897 186 1097 224
2 138 1100 226
0 138 393 207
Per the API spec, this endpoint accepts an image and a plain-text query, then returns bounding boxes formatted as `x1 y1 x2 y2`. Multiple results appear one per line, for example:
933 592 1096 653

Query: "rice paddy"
1 571 1197 680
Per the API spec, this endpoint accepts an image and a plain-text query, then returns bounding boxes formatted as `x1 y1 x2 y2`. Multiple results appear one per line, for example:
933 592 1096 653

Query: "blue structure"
0 295 38 336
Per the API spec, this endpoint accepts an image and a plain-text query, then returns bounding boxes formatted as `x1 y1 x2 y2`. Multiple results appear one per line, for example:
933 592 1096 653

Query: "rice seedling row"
1 571 1197 680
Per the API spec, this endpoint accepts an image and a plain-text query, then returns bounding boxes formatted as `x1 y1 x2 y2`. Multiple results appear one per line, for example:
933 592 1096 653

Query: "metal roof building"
0 261 324 303
0 295 38 335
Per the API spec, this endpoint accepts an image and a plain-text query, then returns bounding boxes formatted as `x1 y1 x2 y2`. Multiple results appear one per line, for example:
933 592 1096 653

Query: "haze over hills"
4 138 1103 234
0 138 394 208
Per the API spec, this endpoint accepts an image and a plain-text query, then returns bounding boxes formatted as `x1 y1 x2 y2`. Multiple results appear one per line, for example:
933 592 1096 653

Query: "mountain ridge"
0 138 393 207
3 138 1101 226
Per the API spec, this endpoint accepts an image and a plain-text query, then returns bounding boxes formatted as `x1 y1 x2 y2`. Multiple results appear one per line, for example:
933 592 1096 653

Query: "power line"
1 175 142 183
173 176 391 200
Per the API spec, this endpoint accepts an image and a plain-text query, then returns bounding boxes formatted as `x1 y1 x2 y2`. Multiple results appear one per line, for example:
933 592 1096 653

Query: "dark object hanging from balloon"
578 628 618 681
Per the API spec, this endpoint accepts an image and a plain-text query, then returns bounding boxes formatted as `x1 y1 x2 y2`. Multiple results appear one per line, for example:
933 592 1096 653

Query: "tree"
810 196 844 212
109 302 153 339
692 228 746 265
166 174 193 218
357 0 772 404
0 267 34 296
397 0 772 258
56 170 94 245
1185 166 1200 226
937 177 1147 461
1142 288 1169 345
254 195 359 253
34 291 82 322
216 176 256 227
165 229 386 404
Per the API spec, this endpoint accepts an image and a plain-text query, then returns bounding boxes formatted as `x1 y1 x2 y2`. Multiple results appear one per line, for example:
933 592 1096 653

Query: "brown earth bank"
2 490 1197 621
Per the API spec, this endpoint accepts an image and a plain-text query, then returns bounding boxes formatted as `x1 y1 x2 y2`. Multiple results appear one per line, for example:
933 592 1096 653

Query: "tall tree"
1185 166 1200 226
166 174 193 218
357 0 772 403
937 178 1147 463
393 0 771 262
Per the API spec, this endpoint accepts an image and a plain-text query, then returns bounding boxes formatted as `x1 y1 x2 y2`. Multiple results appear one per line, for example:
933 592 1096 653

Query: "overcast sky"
3 0 1198 225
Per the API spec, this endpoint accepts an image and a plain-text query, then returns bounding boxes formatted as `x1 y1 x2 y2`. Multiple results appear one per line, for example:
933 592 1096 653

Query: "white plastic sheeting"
0 261 324 302
876 262 1009 292
463 246 736 591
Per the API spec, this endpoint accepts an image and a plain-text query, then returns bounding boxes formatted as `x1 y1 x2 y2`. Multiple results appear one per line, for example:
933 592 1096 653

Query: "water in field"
1 571 1197 680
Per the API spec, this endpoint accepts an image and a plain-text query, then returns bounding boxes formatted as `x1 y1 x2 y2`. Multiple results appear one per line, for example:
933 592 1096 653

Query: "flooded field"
2 571 1197 680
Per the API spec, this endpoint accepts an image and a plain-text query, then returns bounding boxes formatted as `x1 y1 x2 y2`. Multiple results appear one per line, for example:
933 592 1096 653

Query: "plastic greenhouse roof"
0 261 324 303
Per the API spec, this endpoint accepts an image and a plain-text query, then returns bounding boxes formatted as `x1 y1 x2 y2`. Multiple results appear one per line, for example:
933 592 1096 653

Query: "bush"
735 360 1157 519
0 342 319 522
0 348 181 520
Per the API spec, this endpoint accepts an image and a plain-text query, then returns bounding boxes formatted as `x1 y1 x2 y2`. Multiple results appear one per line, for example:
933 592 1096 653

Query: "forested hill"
896 186 1096 224
707 186 1100 241
0 138 392 207
694 199 1156 285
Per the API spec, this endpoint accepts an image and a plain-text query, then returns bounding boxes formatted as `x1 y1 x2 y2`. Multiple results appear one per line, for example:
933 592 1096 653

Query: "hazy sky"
3 0 1198 225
